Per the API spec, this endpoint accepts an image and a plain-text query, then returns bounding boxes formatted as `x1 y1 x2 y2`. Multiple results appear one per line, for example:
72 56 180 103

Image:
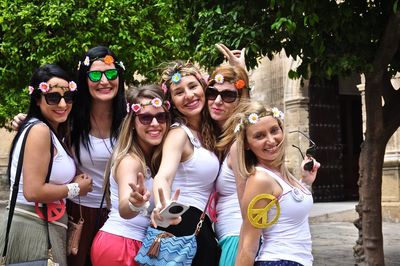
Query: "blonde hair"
160 60 217 152
103 84 171 207
208 65 250 99
219 100 295 183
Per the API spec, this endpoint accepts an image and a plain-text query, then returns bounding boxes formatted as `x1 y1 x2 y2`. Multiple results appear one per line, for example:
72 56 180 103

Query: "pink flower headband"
126 97 171 113
28 81 77 95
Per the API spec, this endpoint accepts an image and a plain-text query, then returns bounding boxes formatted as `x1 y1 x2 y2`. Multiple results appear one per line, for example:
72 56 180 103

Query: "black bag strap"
2 121 54 258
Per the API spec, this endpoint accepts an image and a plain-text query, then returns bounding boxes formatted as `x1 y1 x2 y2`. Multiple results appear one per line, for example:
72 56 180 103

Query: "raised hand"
128 172 150 209
215 43 246 69
151 188 181 228
300 157 321 186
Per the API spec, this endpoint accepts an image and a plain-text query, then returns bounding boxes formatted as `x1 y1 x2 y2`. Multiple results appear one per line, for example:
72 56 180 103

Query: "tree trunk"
354 72 397 265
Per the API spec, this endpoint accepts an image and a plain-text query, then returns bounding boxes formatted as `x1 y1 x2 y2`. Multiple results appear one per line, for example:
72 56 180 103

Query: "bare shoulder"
26 123 51 145
117 154 143 173
245 169 277 196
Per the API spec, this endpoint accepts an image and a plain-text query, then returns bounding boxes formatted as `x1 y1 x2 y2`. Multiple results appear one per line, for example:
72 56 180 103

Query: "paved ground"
310 202 400 266
0 200 399 265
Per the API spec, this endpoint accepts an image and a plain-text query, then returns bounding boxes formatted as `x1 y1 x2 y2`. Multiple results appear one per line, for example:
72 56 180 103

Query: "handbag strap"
2 121 54 258
194 192 213 236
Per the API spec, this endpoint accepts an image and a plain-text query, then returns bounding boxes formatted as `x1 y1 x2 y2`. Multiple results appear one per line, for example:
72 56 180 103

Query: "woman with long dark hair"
0 64 92 265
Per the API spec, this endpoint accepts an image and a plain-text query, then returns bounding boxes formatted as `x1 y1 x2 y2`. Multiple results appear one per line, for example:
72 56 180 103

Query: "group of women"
0 44 319 266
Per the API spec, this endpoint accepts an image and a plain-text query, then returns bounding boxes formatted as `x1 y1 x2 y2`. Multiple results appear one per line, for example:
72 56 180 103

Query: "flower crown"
126 97 171 113
77 55 125 70
234 107 285 133
162 61 205 92
28 81 77 95
210 74 246 90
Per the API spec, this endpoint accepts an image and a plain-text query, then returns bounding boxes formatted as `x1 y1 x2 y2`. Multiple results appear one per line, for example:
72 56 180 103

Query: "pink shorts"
91 230 142 266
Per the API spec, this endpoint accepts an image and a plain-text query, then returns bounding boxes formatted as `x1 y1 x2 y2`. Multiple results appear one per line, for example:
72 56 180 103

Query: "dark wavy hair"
7 64 72 183
70 45 127 164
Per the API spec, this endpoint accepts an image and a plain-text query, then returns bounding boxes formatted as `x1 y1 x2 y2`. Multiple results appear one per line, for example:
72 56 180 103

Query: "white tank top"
170 124 219 211
100 167 154 241
71 135 113 208
255 166 313 266
10 119 76 205
215 156 241 240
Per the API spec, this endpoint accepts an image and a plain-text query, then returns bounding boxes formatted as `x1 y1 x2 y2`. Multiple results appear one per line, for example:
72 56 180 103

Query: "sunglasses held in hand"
87 69 118 82
289 130 317 171
43 91 75 105
206 87 238 103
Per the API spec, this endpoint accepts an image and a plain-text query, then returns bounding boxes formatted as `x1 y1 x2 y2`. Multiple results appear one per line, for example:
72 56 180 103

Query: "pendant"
145 167 152 179
291 187 304 202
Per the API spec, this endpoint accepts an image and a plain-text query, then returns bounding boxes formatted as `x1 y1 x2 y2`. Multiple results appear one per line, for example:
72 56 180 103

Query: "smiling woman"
0 64 92 266
67 46 127 266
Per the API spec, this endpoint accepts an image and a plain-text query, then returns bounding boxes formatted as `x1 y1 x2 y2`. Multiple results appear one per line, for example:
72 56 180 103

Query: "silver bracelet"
66 183 80 199
128 201 150 215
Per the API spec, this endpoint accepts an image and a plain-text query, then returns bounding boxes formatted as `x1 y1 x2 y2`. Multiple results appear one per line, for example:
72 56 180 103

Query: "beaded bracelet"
66 183 80 199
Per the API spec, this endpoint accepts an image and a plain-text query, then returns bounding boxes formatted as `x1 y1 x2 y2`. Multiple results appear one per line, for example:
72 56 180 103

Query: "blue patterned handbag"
135 227 197 266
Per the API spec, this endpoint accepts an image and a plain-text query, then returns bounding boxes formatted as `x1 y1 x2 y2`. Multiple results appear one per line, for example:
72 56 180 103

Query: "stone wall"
0 128 14 202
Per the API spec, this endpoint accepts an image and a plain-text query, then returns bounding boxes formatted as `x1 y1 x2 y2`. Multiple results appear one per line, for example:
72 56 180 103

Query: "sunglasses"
43 91 75 105
206 87 238 103
289 130 317 171
136 112 168 125
87 69 118 82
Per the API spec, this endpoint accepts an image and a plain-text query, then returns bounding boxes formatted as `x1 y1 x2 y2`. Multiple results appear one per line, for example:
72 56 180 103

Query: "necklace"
91 114 112 155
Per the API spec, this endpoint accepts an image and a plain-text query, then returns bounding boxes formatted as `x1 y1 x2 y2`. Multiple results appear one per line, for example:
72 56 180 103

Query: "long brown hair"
160 60 217 152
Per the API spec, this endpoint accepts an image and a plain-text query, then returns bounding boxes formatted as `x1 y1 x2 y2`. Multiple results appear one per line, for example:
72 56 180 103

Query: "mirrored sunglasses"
43 91 75 105
87 69 118 82
206 87 238 103
136 112 168 125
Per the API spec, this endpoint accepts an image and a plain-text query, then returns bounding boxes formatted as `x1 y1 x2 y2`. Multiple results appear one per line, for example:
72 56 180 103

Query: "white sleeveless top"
10 119 76 205
100 167 154 241
71 135 113 208
170 124 219 211
255 166 313 266
215 156 241 240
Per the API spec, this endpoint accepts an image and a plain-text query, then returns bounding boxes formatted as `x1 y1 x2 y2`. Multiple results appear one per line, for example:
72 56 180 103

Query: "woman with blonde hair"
151 61 221 265
91 84 171 266
221 101 319 266
206 63 250 265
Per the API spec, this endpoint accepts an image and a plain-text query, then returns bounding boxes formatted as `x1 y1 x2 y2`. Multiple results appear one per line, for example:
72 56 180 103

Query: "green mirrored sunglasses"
87 69 118 82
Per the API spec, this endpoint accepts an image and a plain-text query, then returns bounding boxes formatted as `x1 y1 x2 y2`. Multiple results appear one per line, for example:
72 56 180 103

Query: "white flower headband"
126 97 171 113
77 55 125 70
28 81 77 95
234 107 285 133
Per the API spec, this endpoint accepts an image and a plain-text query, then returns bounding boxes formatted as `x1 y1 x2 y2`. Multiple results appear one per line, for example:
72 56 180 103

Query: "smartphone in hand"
157 201 189 228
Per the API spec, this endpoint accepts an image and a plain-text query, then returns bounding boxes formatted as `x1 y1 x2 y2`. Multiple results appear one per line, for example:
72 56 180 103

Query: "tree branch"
372 11 400 77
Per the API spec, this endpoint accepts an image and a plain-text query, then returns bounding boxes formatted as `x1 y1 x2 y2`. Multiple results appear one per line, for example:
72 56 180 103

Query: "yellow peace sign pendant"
247 194 281 229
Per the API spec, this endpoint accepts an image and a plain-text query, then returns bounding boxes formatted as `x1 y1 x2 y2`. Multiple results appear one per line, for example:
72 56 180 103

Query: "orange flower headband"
211 74 246 90
77 55 125 71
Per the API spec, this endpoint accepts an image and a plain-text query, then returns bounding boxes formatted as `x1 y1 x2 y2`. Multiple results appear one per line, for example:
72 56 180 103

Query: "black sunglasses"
289 130 317 171
87 69 118 82
206 87 238 103
43 91 75 105
136 112 168 125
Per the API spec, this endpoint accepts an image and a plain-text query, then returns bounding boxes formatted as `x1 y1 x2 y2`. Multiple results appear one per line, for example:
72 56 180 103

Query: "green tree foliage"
0 0 192 126
186 1 400 265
